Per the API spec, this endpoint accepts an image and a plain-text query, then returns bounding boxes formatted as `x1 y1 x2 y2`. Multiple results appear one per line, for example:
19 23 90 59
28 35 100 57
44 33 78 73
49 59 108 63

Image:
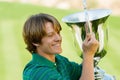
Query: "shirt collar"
32 53 56 67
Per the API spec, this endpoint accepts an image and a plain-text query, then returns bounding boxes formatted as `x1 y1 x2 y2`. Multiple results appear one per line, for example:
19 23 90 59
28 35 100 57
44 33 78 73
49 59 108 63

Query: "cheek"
41 37 55 49
42 36 54 41
41 37 51 43
41 38 53 47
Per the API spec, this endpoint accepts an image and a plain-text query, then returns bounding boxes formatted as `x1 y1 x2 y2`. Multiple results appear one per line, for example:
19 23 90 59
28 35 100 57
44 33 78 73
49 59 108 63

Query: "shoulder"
56 54 82 70
55 54 82 79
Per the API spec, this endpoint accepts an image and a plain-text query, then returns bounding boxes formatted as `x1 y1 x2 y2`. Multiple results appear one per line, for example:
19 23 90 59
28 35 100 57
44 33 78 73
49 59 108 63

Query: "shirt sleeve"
68 62 82 80
56 54 82 80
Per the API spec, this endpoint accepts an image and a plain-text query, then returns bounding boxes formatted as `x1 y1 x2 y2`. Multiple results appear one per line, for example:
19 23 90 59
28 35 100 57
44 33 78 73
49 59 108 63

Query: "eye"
47 33 54 37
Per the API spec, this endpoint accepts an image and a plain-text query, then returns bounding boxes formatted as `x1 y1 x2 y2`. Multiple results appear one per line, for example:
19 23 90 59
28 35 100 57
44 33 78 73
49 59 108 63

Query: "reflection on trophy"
62 9 116 80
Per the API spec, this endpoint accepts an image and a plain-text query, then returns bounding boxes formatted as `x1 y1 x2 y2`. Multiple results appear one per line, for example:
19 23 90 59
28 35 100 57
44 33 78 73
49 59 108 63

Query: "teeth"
53 44 60 47
55 44 60 46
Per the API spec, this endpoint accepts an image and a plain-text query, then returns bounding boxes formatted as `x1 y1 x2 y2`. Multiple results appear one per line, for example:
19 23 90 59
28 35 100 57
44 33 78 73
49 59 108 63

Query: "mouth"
52 43 61 48
52 42 62 48
54 43 60 46
52 43 62 53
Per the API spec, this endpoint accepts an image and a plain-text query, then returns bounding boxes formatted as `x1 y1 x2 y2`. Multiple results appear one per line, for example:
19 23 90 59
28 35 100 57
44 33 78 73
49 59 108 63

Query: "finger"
85 33 91 43
91 32 95 38
85 22 89 34
85 22 92 34
89 22 92 34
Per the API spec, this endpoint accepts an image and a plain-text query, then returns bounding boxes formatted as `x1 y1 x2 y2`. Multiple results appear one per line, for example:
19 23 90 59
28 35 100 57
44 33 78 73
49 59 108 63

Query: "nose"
54 33 62 41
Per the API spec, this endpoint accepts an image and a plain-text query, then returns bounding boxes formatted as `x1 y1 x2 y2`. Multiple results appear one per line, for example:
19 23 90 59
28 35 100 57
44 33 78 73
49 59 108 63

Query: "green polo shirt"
23 53 82 80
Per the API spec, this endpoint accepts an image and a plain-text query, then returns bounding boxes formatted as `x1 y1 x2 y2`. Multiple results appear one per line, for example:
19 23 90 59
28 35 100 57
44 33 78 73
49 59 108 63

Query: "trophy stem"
94 57 100 67
94 57 103 79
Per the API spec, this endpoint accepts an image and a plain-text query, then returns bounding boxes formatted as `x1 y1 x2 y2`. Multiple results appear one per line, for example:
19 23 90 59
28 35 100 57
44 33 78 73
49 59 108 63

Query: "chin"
55 50 62 54
51 48 62 54
55 53 61 54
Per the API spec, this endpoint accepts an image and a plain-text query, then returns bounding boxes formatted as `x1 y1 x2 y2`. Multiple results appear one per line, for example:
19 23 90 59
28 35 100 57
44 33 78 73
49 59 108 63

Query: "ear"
32 43 40 47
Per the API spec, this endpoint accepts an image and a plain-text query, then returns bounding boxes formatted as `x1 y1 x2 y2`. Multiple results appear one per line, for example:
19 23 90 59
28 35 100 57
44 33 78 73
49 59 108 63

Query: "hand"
82 22 99 57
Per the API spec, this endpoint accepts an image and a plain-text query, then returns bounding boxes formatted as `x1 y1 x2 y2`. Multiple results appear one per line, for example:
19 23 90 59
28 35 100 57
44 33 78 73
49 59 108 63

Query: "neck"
43 54 55 62
37 52 56 63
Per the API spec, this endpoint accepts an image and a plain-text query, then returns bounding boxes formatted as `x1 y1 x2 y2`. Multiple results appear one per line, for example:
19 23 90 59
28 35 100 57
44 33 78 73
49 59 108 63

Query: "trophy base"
94 67 116 80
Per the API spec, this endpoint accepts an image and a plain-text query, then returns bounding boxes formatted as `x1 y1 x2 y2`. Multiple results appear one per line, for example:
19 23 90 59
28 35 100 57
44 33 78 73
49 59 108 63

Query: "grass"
0 1 120 80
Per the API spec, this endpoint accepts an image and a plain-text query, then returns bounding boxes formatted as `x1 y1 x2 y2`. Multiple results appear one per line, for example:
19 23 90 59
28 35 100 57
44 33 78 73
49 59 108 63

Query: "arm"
79 49 94 80
79 23 99 80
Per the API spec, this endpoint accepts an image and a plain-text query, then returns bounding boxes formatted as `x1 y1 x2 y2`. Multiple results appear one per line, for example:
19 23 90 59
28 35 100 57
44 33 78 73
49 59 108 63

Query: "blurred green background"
0 1 120 80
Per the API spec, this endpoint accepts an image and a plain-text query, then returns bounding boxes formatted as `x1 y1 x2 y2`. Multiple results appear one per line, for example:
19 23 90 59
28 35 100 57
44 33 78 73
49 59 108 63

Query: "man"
23 13 99 80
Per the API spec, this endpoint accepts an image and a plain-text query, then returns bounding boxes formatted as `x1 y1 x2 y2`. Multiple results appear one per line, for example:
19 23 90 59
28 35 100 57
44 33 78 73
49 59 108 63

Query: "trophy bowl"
62 9 112 59
62 9 116 80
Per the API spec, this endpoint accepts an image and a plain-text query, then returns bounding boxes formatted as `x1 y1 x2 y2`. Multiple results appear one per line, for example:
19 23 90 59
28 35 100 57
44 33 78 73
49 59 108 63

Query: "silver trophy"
62 9 115 80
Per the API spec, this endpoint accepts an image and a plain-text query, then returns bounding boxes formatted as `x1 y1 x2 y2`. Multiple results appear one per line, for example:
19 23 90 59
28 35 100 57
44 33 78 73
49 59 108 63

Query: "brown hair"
22 13 61 53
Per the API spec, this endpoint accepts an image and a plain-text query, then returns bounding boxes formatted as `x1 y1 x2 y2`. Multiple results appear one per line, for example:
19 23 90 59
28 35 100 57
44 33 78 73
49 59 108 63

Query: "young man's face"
38 22 62 55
